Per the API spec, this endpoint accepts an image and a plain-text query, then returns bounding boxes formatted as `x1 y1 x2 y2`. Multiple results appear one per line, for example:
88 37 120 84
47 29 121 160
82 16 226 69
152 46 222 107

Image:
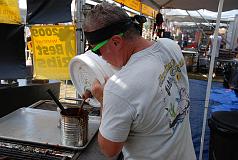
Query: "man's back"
100 39 196 160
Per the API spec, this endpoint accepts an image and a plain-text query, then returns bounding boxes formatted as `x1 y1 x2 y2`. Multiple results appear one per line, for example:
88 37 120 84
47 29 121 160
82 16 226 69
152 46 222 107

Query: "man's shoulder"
105 65 155 96
157 38 180 50
158 38 176 44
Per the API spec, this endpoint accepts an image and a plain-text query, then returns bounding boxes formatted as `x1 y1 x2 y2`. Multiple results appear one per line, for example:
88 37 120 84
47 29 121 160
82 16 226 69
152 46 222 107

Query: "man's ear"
111 35 123 47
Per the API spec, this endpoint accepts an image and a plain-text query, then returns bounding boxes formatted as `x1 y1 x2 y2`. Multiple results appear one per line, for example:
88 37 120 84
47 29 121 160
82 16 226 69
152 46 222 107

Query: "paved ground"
188 72 223 83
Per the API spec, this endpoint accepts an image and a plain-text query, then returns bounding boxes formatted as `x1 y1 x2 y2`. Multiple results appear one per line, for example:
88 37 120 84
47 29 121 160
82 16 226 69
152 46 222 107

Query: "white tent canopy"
142 0 238 11
163 9 238 22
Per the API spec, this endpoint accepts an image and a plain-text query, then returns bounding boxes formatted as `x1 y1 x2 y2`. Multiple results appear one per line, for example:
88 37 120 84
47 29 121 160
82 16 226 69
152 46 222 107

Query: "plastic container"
69 50 117 107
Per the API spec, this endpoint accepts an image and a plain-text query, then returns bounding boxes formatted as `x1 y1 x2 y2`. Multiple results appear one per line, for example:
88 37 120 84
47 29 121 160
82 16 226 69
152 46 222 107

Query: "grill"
0 139 76 160
0 100 100 160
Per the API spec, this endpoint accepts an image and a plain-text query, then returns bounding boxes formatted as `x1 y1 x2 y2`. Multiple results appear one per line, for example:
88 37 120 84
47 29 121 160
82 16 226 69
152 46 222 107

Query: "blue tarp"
210 88 238 105
188 79 238 160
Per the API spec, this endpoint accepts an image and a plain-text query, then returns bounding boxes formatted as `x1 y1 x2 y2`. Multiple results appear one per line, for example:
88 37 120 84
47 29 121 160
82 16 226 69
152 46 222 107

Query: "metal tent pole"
75 0 86 101
185 10 208 39
196 10 215 30
196 10 231 46
199 0 224 159
76 0 86 55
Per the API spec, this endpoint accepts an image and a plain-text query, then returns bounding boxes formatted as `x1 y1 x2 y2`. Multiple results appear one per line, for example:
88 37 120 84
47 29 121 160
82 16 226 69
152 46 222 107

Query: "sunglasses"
91 33 124 56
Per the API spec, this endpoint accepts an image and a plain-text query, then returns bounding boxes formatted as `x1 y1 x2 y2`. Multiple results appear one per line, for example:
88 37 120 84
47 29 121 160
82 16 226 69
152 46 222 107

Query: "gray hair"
83 2 140 39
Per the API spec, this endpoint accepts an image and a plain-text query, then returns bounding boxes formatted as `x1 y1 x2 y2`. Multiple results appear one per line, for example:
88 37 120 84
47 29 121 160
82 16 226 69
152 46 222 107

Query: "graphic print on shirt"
168 87 190 128
159 58 190 130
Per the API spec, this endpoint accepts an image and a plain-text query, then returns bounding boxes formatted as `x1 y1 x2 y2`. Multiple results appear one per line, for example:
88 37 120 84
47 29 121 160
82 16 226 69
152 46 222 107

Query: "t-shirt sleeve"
99 91 134 142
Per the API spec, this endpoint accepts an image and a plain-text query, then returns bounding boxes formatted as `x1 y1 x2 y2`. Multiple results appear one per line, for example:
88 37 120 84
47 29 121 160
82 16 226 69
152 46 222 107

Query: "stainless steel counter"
0 108 100 151
0 100 113 159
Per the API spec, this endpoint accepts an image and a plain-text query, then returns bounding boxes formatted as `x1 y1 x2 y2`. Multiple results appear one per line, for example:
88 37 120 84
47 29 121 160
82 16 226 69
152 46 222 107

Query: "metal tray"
0 108 100 151
28 99 100 116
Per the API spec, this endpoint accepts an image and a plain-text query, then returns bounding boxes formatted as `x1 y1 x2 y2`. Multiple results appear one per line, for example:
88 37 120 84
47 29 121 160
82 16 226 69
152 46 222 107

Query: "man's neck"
129 38 154 55
121 37 154 66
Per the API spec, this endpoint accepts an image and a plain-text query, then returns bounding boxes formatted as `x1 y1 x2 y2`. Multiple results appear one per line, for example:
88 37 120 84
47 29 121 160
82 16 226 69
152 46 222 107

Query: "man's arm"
205 38 211 56
206 38 211 51
98 132 124 158
91 79 130 158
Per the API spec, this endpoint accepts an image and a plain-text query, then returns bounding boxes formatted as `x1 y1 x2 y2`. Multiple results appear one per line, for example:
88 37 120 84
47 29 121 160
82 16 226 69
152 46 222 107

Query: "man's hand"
82 78 108 104
82 89 92 100
91 78 108 104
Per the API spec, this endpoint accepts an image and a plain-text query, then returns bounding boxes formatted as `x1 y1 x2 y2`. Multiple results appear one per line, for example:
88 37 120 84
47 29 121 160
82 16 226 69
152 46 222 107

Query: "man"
205 33 223 76
83 2 196 160
206 34 222 58
153 11 164 39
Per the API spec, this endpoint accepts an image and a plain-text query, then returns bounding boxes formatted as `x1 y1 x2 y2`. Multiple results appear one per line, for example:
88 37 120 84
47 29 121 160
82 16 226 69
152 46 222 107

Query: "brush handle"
79 99 86 114
47 89 66 114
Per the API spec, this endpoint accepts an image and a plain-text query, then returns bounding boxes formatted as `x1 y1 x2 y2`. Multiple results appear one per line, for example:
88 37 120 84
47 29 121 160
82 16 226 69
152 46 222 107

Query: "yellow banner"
31 25 76 80
0 0 21 24
114 0 156 18
142 4 155 17
114 0 140 12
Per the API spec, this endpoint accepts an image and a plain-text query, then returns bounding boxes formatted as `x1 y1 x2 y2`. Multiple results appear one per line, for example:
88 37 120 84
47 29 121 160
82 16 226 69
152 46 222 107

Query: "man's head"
83 2 141 67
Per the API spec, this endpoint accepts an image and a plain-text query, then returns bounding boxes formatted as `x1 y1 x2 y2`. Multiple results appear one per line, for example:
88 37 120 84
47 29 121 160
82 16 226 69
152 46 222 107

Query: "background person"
206 33 222 58
205 33 223 76
234 37 238 52
153 11 164 39
83 2 196 160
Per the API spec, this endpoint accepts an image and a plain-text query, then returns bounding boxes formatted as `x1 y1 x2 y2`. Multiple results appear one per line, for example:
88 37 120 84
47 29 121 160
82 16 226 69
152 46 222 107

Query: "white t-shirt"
99 38 196 160
209 35 222 57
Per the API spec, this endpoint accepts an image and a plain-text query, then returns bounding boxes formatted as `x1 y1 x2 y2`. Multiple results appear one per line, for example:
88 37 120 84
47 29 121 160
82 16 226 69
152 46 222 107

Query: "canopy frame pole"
185 10 208 39
76 0 85 55
196 10 215 29
197 10 231 45
75 0 86 100
199 0 224 159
